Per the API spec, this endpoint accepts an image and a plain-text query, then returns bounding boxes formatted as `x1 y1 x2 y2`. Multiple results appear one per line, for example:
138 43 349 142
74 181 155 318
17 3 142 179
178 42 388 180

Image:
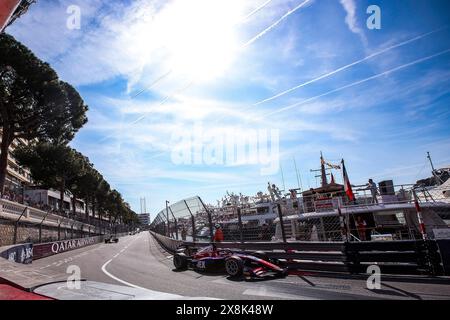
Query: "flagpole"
280 164 286 191
293 156 303 190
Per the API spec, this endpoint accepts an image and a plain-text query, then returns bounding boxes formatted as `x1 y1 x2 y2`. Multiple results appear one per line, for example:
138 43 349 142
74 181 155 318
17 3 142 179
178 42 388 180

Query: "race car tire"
278 268 289 278
174 253 188 270
225 256 244 277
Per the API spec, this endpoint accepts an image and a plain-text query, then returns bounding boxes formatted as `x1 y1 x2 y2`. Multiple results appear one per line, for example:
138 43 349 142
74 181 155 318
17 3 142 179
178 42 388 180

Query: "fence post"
13 206 28 244
338 206 348 242
198 197 213 241
276 203 287 243
168 207 179 240
38 210 51 243
13 221 19 245
184 200 196 242
191 215 196 242
236 207 243 243
165 201 170 237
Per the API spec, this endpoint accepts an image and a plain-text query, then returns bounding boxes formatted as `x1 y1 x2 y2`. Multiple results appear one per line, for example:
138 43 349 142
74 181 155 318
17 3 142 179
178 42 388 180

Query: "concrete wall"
150 231 183 253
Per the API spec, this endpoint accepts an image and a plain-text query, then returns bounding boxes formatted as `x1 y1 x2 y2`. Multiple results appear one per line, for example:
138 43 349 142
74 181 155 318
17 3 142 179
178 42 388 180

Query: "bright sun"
145 1 243 82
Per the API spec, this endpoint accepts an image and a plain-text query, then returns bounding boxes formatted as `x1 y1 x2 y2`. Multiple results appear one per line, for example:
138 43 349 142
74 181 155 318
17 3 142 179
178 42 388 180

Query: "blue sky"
7 0 450 217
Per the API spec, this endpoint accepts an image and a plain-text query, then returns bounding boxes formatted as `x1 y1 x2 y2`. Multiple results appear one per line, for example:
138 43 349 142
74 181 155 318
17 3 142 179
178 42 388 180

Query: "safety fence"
0 198 133 246
149 231 450 276
151 196 211 242
151 186 450 245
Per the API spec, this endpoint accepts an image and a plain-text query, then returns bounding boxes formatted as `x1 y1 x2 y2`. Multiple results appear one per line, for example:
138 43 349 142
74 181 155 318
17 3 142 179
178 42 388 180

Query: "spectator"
366 179 379 204
181 226 187 241
213 223 224 242
356 216 367 241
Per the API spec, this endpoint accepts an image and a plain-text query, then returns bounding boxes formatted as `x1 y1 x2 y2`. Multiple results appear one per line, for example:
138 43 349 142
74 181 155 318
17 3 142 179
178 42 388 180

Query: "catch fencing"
149 231 450 276
0 198 132 246
150 186 450 245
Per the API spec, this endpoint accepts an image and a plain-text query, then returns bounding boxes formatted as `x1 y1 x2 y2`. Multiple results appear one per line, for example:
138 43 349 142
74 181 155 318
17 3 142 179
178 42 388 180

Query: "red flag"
342 160 354 201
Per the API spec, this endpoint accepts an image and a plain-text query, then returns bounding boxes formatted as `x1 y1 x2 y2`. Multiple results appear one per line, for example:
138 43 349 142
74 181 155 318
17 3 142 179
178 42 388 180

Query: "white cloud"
339 0 368 47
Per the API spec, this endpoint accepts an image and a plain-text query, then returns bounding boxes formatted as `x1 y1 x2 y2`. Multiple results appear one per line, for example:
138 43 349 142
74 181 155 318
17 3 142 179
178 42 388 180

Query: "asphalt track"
23 232 450 300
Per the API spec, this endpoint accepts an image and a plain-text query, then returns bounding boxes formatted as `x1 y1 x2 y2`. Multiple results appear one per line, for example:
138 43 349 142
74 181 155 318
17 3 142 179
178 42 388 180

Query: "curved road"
20 232 450 300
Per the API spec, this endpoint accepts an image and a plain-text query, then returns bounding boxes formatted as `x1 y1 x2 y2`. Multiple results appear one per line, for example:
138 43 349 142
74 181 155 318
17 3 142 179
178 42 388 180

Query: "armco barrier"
152 231 449 276
434 239 450 276
0 243 33 264
33 236 104 260
344 240 432 275
150 231 183 253
181 240 350 273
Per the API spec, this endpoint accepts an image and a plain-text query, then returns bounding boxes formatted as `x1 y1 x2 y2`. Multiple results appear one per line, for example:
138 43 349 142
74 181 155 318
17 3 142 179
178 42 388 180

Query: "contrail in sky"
254 26 448 105
243 0 312 48
130 69 173 99
257 48 450 119
239 0 274 23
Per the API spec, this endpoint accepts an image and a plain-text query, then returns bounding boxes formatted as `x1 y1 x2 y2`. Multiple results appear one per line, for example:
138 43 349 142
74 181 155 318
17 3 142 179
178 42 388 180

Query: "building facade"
0 131 33 198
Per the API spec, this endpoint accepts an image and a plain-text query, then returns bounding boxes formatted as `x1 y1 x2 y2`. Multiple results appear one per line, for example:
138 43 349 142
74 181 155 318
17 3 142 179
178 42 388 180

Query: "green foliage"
13 142 138 225
0 33 89 194
1 34 138 225
0 34 88 143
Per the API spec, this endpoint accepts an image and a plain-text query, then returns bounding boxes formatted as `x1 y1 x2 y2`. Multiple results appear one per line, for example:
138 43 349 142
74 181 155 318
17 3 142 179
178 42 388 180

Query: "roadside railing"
0 198 100 233
0 198 134 246
150 230 450 276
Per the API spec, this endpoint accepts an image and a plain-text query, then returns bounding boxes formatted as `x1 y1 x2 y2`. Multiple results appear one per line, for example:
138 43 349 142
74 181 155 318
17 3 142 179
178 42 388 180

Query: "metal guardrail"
182 240 345 252
150 231 449 276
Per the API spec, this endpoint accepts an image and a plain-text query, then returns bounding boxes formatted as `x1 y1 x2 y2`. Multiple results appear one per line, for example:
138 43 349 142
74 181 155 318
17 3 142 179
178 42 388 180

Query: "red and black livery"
173 245 288 279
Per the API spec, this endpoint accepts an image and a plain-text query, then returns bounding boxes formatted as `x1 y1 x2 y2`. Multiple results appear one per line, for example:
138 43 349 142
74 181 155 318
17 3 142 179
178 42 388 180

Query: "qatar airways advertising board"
33 236 104 260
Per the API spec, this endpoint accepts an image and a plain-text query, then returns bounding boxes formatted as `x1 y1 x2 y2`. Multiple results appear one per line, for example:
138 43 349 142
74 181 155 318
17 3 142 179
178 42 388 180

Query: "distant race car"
173 245 288 279
104 235 119 243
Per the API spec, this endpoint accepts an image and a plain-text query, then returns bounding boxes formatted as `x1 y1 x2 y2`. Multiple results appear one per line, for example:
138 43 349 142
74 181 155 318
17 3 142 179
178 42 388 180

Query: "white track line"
100 235 194 299
100 234 150 290
101 258 148 290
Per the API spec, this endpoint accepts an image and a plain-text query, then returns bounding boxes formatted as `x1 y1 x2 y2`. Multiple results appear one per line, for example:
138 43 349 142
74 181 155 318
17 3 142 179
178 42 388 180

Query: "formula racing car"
104 234 119 243
173 245 288 279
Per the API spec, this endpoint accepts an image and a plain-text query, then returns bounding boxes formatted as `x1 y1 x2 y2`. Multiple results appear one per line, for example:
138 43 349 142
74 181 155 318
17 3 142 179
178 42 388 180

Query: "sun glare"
146 1 243 82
